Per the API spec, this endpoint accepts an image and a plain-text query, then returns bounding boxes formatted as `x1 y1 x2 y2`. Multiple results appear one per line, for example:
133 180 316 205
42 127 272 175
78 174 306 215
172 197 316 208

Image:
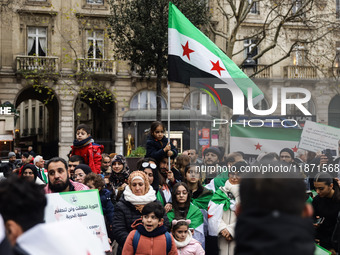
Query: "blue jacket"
145 135 178 162
99 188 114 238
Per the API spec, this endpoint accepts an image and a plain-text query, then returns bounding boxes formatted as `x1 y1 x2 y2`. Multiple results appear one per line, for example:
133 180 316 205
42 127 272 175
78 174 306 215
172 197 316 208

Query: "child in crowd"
70 124 104 174
122 202 177 255
172 219 205 255
84 173 114 241
145 121 178 162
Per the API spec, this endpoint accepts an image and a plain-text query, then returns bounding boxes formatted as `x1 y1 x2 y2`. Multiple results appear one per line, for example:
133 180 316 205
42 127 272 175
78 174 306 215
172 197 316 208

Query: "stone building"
0 0 339 159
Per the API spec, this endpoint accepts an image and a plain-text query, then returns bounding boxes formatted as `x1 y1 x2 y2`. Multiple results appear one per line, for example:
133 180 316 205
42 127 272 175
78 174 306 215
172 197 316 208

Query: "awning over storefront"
0 134 13 141
122 109 214 122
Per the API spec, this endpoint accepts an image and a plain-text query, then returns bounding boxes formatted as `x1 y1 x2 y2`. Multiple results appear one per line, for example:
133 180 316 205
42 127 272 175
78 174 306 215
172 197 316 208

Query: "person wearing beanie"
279 148 295 163
201 147 222 186
3 152 19 178
113 171 169 255
74 164 92 184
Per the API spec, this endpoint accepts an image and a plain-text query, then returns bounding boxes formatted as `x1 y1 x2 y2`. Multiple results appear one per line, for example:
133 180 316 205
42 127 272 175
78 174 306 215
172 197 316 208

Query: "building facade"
0 0 339 159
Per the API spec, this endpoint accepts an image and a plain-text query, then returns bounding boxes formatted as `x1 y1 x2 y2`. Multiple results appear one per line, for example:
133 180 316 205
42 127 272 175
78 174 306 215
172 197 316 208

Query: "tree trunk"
156 74 162 121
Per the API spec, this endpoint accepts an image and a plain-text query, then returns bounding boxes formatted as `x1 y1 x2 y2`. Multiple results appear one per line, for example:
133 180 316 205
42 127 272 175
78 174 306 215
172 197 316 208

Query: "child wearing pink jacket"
172 219 205 255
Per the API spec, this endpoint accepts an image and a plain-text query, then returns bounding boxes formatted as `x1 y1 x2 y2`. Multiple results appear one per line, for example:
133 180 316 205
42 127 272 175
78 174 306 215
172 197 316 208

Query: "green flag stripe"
168 2 263 99
230 125 302 141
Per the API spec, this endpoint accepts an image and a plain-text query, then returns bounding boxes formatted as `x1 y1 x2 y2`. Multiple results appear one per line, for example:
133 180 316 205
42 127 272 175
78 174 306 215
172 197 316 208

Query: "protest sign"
298 120 340 156
44 189 110 251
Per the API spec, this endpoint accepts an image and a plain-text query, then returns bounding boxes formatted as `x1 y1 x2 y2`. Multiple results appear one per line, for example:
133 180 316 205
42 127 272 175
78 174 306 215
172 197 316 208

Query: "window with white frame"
183 91 219 117
27 27 47 56
248 0 259 14
130 91 167 110
286 93 315 116
293 44 306 66
87 0 103 4
87 30 104 59
245 98 269 115
335 42 340 68
292 0 303 14
244 39 258 64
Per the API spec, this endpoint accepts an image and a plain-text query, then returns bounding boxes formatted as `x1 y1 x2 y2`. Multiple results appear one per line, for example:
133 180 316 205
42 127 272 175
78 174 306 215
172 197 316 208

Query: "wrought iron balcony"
76 59 116 75
16 56 59 72
283 65 317 79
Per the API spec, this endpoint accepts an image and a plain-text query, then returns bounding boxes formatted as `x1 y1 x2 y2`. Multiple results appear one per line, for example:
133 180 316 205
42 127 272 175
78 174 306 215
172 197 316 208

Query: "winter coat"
312 194 340 250
175 229 205 255
71 141 103 174
112 195 170 255
122 221 177 255
217 181 239 255
99 188 114 239
145 135 178 162
235 210 315 255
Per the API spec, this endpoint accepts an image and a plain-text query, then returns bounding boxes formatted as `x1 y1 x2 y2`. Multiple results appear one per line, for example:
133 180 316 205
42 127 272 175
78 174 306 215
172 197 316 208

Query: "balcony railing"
283 65 317 79
16 56 59 72
76 59 116 75
254 65 272 78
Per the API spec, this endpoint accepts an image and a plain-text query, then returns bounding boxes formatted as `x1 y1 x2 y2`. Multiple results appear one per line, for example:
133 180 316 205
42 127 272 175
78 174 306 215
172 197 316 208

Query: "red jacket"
70 143 103 174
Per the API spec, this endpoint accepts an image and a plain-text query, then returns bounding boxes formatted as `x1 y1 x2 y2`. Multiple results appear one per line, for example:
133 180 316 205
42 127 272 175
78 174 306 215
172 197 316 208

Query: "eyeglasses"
103 161 111 164
142 162 157 169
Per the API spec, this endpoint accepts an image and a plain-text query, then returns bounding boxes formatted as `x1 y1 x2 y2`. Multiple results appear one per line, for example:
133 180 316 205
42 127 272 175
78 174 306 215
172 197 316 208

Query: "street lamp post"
242 52 257 77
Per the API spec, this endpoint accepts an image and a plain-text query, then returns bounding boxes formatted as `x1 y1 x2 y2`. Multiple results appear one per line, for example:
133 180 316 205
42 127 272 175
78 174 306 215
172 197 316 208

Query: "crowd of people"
1 121 340 255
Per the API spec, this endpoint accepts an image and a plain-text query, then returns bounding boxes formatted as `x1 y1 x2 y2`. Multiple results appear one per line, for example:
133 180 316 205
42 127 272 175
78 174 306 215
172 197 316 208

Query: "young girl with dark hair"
145 121 178 162
167 182 205 247
313 172 340 254
172 219 205 254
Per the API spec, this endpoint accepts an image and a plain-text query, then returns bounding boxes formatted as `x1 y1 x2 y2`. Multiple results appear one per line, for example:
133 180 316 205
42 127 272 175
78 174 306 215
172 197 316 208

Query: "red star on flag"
182 41 194 60
292 146 298 152
255 143 262 150
210 60 225 76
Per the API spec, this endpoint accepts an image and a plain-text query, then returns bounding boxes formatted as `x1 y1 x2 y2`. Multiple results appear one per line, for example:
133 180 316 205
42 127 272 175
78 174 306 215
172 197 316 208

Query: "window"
183 91 219 117
130 91 167 110
337 0 340 20
87 0 103 4
244 39 258 64
248 0 259 14
335 42 340 68
286 93 315 116
27 27 47 56
293 44 306 66
87 30 104 59
292 0 303 14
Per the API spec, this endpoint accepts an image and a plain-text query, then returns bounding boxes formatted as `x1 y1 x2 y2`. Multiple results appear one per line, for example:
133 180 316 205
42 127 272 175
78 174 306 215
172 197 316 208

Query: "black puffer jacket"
112 195 170 255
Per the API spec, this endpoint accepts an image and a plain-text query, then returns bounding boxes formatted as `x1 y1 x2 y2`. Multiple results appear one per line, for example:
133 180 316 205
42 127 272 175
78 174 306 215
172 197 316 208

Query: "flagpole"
167 82 171 172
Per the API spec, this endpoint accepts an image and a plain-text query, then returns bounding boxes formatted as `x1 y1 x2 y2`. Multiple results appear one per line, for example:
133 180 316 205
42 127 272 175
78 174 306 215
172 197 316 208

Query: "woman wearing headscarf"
21 164 45 185
112 171 167 255
109 154 130 202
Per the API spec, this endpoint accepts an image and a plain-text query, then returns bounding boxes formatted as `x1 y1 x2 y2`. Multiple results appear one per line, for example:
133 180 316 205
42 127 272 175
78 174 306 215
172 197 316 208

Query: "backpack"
132 230 172 254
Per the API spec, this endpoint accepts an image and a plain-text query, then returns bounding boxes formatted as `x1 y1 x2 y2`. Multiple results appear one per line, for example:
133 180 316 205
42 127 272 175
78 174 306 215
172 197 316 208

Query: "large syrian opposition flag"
168 2 264 110
230 125 302 156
